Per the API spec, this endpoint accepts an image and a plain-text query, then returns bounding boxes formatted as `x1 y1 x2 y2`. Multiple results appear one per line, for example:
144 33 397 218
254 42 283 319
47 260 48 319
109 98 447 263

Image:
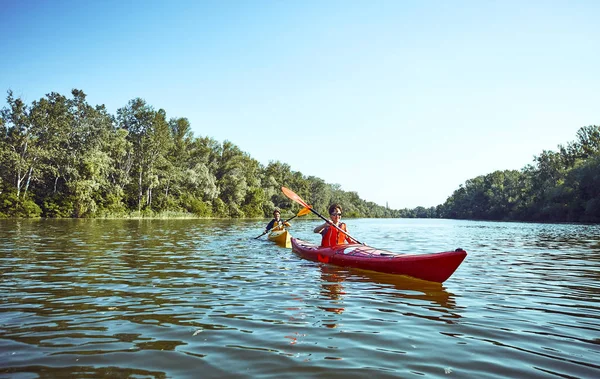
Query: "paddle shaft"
254 214 298 239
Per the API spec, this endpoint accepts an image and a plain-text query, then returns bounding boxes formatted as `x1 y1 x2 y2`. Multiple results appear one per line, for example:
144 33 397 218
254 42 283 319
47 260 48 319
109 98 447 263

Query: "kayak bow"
268 229 292 248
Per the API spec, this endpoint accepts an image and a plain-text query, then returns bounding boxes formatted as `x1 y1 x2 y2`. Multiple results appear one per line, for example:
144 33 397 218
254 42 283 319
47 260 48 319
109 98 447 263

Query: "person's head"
328 204 342 220
273 209 281 219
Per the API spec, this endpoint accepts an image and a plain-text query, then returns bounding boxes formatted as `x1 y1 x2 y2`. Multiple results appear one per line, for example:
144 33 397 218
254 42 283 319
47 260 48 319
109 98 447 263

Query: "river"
1 218 599 378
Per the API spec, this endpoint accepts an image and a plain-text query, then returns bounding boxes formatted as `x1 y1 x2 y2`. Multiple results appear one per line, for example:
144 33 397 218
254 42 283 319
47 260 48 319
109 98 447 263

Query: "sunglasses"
330 212 342 216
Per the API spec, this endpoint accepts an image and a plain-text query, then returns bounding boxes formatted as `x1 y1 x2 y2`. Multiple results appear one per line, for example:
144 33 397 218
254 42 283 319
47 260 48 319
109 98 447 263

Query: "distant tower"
386 201 389 209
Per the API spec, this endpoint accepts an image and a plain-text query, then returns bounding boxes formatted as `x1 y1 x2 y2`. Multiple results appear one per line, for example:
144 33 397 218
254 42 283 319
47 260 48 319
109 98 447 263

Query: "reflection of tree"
4 365 168 378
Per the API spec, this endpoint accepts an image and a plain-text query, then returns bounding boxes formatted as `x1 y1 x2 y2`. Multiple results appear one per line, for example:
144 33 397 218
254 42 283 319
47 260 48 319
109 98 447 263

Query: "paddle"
254 207 311 239
281 186 364 245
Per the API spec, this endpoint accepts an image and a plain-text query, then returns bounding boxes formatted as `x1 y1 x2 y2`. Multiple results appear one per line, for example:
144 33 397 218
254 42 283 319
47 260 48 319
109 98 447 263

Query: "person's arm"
340 223 356 244
314 222 329 233
265 220 275 232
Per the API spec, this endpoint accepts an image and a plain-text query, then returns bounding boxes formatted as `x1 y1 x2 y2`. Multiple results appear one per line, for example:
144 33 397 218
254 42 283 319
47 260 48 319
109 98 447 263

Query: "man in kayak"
313 204 357 247
265 209 290 233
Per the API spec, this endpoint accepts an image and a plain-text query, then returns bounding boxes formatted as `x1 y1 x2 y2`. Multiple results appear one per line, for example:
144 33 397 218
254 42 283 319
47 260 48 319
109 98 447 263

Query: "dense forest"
1 89 598 223
438 124 600 223
0 89 402 219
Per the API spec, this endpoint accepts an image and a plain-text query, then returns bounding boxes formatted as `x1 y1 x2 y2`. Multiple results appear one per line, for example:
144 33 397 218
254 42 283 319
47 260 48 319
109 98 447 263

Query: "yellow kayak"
268 228 291 248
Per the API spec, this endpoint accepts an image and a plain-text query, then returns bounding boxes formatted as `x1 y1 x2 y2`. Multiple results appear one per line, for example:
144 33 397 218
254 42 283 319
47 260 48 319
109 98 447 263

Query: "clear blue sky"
1 0 598 209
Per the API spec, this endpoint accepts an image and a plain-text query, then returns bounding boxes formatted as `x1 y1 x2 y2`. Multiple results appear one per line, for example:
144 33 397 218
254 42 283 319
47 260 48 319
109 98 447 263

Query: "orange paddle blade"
297 207 312 216
282 186 310 208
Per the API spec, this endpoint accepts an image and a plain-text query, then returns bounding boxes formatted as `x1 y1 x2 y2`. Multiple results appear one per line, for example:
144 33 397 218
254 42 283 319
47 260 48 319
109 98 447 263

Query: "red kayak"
291 238 467 283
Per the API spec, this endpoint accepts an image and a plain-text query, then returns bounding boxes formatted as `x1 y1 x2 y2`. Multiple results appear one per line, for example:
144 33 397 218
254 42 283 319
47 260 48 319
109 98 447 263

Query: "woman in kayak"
313 204 357 247
265 209 290 233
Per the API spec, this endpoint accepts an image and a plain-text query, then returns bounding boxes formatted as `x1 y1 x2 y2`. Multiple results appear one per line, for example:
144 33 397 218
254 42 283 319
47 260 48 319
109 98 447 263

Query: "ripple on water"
1 219 600 378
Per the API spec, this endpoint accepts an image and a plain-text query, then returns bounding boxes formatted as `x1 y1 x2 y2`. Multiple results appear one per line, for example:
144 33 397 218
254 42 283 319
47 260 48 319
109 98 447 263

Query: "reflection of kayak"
268 229 291 248
319 265 457 311
291 238 467 283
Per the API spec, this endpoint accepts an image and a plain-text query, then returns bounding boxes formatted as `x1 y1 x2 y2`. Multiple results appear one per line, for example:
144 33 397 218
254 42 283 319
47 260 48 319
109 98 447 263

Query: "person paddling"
265 209 290 233
313 204 357 247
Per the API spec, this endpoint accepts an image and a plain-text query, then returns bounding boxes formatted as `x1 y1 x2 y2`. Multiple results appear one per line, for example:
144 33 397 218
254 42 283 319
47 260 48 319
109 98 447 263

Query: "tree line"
437 125 600 223
2 89 598 223
0 89 403 219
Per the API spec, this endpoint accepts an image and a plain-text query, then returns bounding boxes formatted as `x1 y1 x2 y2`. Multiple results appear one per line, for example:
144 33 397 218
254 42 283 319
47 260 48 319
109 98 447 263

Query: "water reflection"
319 265 347 318
315 263 461 329
2 219 600 379
5 366 168 378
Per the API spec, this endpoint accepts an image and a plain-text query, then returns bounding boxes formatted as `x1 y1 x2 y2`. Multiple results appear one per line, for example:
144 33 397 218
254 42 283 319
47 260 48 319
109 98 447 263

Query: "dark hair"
328 204 342 215
273 209 281 215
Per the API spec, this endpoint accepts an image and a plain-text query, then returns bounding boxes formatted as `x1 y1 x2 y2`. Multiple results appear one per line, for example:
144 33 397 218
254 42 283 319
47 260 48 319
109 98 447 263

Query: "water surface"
1 218 599 378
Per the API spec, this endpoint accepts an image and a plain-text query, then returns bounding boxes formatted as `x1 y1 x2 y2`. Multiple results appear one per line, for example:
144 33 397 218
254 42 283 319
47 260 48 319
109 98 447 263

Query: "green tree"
117 99 173 213
216 141 250 217
0 90 41 199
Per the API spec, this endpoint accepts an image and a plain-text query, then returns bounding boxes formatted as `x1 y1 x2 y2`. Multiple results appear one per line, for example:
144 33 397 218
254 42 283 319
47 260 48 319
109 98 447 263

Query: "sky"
1 0 598 209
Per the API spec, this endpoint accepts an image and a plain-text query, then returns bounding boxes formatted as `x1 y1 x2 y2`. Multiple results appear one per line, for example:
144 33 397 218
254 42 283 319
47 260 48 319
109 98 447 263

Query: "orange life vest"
320 223 349 247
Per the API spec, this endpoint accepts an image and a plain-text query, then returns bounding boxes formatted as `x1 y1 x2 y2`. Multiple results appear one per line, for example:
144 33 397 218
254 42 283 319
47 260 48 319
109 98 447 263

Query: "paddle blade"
281 186 310 208
297 207 311 216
